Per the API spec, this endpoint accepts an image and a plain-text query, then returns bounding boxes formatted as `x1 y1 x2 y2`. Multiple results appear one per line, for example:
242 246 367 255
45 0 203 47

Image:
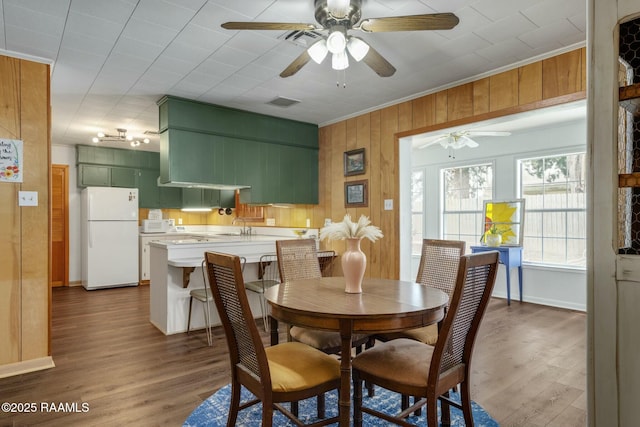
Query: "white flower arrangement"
320 214 384 242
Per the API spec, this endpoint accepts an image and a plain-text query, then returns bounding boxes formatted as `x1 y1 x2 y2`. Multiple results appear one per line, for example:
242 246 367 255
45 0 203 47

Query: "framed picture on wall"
344 179 368 208
344 148 365 176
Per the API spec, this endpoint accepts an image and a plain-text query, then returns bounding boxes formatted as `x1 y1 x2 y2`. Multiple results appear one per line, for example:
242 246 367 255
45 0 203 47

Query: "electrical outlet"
266 218 275 226
178 218 183 225
384 199 393 210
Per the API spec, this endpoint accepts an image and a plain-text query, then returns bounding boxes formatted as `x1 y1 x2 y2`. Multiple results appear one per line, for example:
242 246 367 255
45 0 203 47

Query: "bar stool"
244 254 280 330
187 257 246 345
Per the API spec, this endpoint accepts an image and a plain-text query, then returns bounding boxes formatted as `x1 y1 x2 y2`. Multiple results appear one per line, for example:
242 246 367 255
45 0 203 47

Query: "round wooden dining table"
264 276 449 427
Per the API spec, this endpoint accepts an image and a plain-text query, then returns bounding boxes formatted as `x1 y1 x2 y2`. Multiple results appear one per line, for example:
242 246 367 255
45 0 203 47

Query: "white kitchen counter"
148 233 315 335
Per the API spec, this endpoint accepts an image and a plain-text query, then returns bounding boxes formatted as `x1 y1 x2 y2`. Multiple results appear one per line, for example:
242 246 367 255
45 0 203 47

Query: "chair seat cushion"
244 279 279 294
266 342 340 392
376 324 438 345
290 326 369 351
352 338 433 389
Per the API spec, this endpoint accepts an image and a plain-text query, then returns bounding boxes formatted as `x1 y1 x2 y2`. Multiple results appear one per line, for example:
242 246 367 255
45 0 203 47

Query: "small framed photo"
344 180 368 208
344 148 365 176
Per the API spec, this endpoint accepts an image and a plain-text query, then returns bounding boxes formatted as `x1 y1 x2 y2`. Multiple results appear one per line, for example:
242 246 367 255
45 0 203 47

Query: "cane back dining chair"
352 251 499 427
275 239 371 355
376 239 465 345
244 254 280 331
204 251 341 427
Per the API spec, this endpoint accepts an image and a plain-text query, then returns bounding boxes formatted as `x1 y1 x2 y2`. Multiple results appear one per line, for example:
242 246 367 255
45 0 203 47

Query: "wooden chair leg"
460 381 474 427
353 372 363 427
227 383 241 427
426 394 438 427
401 394 410 410
441 390 451 426
317 393 326 418
414 395 422 416
291 401 298 417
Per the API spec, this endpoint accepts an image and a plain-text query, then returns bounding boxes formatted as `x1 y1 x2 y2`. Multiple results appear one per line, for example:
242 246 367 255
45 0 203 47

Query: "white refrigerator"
81 187 139 290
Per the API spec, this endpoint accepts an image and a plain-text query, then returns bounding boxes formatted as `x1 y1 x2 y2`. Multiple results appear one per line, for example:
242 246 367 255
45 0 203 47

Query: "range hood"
156 177 249 191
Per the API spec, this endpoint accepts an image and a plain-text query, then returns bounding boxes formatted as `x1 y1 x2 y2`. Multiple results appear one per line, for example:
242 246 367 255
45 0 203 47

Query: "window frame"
440 161 495 247
517 150 587 269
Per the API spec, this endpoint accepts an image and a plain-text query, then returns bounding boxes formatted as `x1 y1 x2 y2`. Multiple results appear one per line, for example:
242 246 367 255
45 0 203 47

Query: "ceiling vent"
267 96 301 108
279 30 324 48
144 130 159 135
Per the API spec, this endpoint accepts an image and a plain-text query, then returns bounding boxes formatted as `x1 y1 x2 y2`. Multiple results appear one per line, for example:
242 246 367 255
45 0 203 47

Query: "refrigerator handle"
89 222 93 248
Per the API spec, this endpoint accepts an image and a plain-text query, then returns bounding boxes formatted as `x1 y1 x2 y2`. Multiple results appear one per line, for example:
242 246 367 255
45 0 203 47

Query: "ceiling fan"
417 130 511 157
221 0 459 78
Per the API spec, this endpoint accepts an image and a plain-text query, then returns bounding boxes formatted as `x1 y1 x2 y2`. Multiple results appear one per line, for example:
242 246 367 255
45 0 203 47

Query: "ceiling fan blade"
466 131 511 137
361 44 396 77
460 135 479 148
357 13 459 33
280 50 312 78
222 22 318 31
416 135 447 149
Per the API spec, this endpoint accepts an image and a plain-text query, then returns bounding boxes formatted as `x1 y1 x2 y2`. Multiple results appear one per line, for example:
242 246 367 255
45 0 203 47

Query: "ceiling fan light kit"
92 128 150 147
308 39 329 63
221 0 459 80
346 36 369 61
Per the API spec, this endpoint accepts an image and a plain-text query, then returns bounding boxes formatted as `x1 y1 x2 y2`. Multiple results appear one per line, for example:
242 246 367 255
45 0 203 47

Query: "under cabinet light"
181 208 212 212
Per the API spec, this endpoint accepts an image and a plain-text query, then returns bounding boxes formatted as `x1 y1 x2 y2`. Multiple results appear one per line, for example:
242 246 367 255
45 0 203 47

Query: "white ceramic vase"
342 238 366 293
485 234 502 247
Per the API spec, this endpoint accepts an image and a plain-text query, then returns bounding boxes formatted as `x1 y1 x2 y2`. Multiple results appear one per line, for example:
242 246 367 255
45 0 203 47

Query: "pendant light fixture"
91 128 150 147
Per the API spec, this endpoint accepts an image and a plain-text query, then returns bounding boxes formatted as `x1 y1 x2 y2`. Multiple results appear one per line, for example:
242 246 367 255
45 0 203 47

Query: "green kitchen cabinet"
159 186 182 209
240 144 318 204
138 169 182 208
78 164 111 187
181 188 235 209
219 190 236 208
157 96 319 204
110 167 137 188
137 168 160 207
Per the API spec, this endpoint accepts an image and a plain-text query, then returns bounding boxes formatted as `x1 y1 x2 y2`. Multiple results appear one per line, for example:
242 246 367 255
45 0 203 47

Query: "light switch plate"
384 199 393 210
266 218 276 226
18 191 38 206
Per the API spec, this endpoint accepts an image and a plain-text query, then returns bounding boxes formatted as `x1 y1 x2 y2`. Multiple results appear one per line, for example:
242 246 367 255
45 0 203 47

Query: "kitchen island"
148 232 314 335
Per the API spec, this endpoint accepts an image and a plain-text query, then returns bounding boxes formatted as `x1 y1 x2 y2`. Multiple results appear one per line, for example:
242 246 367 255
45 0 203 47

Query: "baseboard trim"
0 356 55 379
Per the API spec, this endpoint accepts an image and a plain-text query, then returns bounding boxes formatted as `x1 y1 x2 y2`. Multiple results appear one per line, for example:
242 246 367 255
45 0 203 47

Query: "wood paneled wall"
0 55 52 376
318 48 587 280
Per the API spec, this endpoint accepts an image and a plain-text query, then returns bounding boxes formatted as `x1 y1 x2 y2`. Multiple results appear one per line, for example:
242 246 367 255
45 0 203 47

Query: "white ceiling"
0 0 586 152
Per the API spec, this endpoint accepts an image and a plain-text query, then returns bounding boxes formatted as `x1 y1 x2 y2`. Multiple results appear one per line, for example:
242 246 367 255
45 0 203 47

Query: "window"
519 153 586 267
441 164 493 250
411 169 425 255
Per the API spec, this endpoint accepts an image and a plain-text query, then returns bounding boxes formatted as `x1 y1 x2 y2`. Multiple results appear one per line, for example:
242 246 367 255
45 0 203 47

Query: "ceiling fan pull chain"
336 69 347 88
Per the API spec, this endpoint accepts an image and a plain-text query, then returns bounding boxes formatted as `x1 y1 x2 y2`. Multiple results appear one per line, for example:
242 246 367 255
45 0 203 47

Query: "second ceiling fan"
221 0 459 78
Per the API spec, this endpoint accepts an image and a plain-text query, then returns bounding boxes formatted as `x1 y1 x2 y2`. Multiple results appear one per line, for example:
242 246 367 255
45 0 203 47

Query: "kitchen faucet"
232 217 250 235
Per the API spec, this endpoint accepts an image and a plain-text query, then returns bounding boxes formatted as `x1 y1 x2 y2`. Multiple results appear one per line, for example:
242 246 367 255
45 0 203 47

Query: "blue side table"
470 245 523 305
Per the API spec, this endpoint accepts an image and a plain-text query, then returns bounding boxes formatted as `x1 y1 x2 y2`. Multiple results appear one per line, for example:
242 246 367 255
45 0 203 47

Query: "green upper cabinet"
158 96 317 149
157 96 319 204
182 188 236 209
110 167 137 188
78 164 111 187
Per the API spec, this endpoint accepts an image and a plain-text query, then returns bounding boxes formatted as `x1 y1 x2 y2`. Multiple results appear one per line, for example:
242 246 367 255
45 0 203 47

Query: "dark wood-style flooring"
0 285 586 426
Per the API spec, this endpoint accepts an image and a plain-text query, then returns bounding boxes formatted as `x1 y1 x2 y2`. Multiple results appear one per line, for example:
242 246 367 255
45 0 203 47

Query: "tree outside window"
441 164 493 250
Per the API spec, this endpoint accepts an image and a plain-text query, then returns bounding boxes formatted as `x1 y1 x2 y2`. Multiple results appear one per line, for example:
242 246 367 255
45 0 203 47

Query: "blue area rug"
185 384 498 426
